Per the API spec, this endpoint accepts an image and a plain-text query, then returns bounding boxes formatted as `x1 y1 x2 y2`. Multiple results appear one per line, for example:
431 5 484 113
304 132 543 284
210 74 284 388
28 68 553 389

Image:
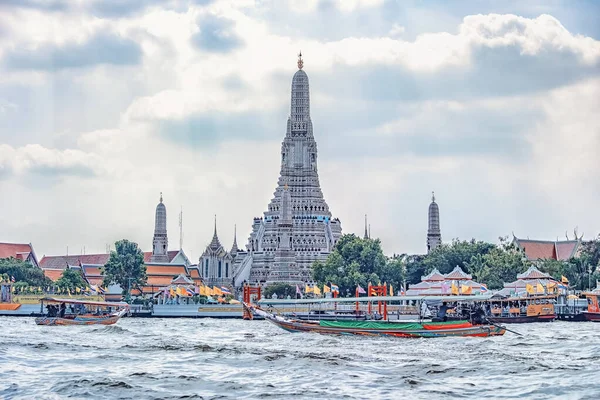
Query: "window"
225 263 229 277
205 259 209 276
218 261 222 278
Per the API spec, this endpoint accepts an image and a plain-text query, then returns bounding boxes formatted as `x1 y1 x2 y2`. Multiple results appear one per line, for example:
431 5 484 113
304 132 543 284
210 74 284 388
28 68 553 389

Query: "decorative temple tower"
200 217 233 287
427 192 442 253
232 53 343 286
151 193 169 262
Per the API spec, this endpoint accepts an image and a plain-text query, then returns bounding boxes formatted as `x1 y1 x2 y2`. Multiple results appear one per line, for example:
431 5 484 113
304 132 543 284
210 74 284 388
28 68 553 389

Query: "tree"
264 283 296 299
466 238 531 289
103 239 146 300
0 257 51 287
422 239 496 276
312 234 387 294
56 267 88 291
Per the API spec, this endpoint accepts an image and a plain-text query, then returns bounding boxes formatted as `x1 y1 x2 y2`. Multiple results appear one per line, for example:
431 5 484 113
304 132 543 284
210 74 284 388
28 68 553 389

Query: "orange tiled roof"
0 242 35 263
146 264 187 276
44 269 64 282
514 238 580 261
189 268 200 278
517 266 552 280
422 268 445 282
147 276 176 286
86 277 104 286
82 265 103 276
555 241 579 260
444 266 472 280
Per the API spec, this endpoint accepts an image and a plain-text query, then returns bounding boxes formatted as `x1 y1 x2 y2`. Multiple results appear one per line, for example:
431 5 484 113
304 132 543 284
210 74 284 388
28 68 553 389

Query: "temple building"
426 192 441 253
0 242 39 267
513 235 581 261
232 53 343 286
199 218 234 288
406 266 487 296
151 193 169 262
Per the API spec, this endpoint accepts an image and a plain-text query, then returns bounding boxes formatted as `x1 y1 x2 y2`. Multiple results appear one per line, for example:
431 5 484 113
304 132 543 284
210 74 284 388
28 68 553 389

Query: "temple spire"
209 214 221 249
151 192 169 262
297 51 303 70
364 214 369 239
427 192 441 253
230 224 239 254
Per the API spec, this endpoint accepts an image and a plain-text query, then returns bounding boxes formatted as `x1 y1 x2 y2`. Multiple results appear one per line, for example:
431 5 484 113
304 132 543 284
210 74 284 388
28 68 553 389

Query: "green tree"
264 283 296 299
466 238 531 289
422 238 496 275
56 267 88 291
0 257 51 287
102 239 146 301
312 234 387 294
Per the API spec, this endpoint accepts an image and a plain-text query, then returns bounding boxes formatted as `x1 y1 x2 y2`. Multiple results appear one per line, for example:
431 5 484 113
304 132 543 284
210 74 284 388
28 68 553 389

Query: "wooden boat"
35 297 129 326
486 295 556 323
582 290 600 322
244 303 506 338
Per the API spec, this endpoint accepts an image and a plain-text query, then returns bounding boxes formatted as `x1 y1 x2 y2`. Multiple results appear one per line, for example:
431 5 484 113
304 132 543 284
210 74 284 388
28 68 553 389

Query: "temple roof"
445 266 472 280
514 237 580 261
40 253 109 269
422 268 445 281
143 250 180 263
517 266 552 280
146 264 187 276
0 242 37 265
43 269 64 282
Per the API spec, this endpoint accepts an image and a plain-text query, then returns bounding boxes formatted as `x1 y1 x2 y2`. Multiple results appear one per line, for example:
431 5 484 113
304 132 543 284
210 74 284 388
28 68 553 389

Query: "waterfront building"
426 192 441 253
40 254 109 282
0 242 39 267
513 235 581 261
406 266 487 296
199 218 234 288
496 266 564 296
232 53 343 287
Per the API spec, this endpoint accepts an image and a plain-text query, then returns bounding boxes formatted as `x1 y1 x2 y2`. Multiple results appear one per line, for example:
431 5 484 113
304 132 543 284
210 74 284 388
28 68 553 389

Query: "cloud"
3 33 142 71
0 144 103 180
0 0 70 12
191 14 244 53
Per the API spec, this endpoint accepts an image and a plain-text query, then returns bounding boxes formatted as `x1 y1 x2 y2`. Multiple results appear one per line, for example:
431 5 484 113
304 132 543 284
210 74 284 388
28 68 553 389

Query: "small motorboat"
244 303 506 338
35 297 129 326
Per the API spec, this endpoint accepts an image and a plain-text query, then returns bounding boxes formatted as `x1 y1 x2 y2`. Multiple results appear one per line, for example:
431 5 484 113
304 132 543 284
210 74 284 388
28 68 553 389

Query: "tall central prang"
233 53 343 286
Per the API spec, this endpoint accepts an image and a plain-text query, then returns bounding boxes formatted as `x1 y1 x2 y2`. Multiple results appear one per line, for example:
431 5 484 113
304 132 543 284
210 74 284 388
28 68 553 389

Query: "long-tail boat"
244 302 506 338
35 297 129 326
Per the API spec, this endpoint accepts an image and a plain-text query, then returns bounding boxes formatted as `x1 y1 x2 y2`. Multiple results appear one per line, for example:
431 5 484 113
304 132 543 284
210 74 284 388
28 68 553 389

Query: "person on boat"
59 303 66 318
437 302 453 322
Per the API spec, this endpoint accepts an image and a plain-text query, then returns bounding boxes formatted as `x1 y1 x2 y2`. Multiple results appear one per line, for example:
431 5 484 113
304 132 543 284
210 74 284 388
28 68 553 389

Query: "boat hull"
489 315 555 324
582 312 600 322
244 303 505 338
556 313 587 322
35 314 122 326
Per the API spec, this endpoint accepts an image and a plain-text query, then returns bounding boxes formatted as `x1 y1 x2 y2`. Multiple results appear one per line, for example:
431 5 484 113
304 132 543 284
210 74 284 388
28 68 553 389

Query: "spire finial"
364 214 369 239
214 214 217 236
297 51 303 70
160 192 163 203
432 191 435 202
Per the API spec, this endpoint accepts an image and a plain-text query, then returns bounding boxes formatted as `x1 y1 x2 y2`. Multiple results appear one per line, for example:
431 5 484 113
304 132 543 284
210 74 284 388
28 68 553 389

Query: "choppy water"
1 317 599 399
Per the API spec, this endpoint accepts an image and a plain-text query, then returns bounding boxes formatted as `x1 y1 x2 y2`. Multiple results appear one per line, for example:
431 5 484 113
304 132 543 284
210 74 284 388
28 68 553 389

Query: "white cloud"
0 1 598 258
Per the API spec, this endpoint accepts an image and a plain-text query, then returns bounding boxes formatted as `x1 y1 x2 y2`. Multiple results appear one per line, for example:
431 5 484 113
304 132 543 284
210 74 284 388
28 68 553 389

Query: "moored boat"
581 289 600 322
485 295 557 323
34 297 129 326
244 302 506 338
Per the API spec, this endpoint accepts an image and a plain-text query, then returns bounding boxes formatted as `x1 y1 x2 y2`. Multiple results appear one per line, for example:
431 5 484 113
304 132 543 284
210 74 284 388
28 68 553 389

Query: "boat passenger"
437 302 451 322
59 303 66 318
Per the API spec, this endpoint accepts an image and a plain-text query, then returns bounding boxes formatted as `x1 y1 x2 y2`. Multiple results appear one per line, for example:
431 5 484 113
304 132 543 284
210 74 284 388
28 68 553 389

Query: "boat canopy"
39 297 129 307
257 294 494 306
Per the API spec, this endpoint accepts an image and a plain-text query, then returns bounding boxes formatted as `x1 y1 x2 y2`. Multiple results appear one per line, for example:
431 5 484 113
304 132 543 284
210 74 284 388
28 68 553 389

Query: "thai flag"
357 285 366 294
186 288 195 296
480 286 488 292
221 286 231 295
331 284 339 293
10 276 15 282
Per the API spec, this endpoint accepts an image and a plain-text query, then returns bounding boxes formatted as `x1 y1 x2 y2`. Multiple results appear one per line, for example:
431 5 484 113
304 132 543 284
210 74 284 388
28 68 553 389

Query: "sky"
0 0 599 260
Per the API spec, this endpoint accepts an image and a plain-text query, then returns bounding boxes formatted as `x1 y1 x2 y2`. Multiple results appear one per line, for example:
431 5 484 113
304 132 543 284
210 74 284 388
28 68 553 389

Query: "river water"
0 317 598 399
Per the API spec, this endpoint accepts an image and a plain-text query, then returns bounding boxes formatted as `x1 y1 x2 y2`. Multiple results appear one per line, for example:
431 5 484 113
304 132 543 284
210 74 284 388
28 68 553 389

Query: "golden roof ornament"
297 51 303 70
